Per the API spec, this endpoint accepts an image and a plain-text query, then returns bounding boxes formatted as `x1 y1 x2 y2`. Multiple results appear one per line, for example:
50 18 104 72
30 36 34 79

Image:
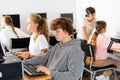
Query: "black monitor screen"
11 37 30 49
61 13 73 22
37 13 47 19
3 14 20 28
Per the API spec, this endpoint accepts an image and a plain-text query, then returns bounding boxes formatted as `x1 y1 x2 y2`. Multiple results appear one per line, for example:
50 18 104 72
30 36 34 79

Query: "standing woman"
0 16 29 51
77 7 97 42
16 14 49 59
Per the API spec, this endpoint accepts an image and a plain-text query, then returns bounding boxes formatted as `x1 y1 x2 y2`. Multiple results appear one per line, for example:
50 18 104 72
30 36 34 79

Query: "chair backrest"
81 43 94 57
49 35 59 46
81 42 94 68
10 37 30 49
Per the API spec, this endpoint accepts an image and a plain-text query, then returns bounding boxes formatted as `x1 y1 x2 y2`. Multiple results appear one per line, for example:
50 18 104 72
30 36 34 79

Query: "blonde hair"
3 16 19 38
90 21 106 54
29 14 49 43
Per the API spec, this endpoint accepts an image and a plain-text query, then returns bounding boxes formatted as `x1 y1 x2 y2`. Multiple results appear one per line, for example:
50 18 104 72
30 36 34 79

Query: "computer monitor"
11 37 30 49
3 14 20 28
60 13 73 22
36 13 47 19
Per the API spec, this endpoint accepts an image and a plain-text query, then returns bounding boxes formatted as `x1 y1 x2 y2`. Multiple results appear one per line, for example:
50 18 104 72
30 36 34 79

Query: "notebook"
0 42 15 57
0 42 24 61
0 41 22 61
24 64 46 76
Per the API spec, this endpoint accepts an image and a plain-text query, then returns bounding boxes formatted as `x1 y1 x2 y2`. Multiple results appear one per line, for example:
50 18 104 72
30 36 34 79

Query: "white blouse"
0 26 30 50
77 17 96 39
29 34 49 56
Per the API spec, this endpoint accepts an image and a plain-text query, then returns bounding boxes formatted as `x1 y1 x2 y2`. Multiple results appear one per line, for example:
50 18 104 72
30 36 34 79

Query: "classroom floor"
82 70 120 80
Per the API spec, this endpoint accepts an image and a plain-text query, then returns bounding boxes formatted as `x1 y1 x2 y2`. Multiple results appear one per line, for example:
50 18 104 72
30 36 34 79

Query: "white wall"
1 0 120 37
77 0 120 37
0 0 77 34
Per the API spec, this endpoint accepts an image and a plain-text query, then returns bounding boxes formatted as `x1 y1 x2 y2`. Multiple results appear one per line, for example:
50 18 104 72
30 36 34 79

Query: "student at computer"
89 21 120 80
23 17 84 80
16 14 49 59
0 16 30 51
77 7 97 42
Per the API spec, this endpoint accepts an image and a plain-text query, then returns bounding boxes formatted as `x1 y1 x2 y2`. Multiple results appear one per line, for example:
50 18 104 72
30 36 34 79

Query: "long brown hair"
3 16 19 38
29 14 49 43
90 21 106 54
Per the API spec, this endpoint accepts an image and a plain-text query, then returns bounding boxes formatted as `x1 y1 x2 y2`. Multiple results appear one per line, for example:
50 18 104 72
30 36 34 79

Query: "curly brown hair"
50 17 74 35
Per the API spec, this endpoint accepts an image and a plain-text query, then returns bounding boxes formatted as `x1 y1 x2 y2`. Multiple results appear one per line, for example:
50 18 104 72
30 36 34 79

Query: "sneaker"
105 76 109 80
96 75 104 80
96 75 109 80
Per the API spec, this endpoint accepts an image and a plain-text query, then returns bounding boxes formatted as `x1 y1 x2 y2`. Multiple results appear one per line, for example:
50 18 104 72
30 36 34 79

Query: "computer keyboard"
24 64 45 76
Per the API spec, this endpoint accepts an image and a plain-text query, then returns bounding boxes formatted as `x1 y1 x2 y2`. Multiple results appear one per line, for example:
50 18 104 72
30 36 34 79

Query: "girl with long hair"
0 16 29 51
16 14 49 59
89 21 120 80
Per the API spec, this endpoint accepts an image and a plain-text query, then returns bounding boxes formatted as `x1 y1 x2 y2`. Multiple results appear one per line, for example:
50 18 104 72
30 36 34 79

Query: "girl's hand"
15 52 30 59
40 48 48 54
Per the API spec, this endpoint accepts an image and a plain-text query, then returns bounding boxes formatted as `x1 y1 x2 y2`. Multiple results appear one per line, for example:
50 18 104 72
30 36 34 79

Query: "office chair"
49 35 59 46
81 42 117 80
10 37 30 52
